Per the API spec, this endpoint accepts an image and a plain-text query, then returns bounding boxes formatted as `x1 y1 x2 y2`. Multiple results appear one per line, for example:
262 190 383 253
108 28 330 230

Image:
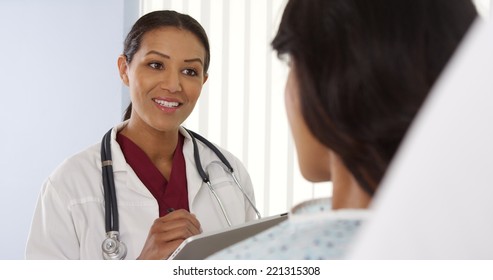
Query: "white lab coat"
26 122 256 259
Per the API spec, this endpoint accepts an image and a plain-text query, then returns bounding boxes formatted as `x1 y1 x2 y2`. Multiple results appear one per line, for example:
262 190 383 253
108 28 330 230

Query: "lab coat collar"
108 121 130 173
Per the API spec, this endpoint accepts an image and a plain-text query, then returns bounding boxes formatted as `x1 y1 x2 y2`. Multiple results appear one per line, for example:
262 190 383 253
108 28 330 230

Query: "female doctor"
26 10 258 260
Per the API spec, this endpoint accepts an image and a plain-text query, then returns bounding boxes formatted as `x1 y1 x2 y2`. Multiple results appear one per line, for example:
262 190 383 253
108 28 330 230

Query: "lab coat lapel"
180 127 205 208
108 121 155 199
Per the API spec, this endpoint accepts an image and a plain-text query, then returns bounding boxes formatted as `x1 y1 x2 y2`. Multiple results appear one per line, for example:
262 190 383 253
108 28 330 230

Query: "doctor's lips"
152 97 183 111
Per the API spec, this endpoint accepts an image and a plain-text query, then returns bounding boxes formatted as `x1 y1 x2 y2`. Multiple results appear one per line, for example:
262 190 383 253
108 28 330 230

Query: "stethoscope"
100 128 261 260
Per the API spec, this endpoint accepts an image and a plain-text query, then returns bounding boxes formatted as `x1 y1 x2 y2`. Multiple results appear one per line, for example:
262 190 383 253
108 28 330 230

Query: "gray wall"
0 0 125 259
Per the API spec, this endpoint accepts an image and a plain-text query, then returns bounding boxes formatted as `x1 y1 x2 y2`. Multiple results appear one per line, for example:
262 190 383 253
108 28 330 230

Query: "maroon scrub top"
116 132 189 217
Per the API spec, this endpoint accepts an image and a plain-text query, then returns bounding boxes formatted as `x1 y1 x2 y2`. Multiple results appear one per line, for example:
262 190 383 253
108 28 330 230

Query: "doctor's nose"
160 70 183 93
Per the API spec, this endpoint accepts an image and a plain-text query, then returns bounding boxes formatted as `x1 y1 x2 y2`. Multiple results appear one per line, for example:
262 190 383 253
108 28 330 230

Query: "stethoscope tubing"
229 171 262 220
186 128 234 226
101 129 119 233
186 129 234 173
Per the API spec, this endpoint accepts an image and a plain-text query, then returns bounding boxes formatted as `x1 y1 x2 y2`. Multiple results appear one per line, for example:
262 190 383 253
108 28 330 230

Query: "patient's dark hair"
272 0 477 195
122 10 210 121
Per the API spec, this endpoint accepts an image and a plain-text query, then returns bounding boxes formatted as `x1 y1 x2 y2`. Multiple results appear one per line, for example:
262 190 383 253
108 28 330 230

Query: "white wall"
0 0 124 259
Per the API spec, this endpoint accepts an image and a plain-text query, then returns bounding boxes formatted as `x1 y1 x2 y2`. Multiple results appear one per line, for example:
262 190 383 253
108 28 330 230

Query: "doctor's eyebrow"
183 58 203 65
146 50 203 65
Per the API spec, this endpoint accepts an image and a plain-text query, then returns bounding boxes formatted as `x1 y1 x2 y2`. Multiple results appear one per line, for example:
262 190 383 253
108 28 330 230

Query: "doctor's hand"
137 209 202 260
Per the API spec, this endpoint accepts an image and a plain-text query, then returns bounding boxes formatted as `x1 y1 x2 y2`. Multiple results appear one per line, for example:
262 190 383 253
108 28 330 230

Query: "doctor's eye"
182 68 199 77
148 62 164 70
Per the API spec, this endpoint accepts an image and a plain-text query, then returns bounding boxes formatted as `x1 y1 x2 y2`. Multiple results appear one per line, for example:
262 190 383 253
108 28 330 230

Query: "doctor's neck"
120 117 180 163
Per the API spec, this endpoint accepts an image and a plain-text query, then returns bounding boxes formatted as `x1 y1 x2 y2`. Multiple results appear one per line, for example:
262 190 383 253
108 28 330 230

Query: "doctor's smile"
152 98 182 113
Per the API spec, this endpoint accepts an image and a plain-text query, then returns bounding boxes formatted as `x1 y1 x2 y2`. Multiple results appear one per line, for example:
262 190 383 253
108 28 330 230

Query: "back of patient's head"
272 0 477 195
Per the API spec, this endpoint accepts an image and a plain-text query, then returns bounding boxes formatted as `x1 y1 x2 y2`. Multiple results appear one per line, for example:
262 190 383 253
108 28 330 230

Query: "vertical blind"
139 0 332 216
137 0 491 216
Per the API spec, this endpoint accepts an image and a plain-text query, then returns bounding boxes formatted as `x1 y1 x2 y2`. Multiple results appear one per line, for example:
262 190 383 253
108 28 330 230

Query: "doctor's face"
118 27 208 132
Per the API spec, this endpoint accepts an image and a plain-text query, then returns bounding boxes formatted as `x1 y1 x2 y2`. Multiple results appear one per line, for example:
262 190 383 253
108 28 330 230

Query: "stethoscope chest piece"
102 231 127 260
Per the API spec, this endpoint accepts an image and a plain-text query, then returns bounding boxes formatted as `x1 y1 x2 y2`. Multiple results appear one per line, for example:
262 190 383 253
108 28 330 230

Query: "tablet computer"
168 213 288 260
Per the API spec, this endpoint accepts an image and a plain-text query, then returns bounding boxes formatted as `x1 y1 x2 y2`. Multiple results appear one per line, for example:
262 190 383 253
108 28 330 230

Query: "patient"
209 0 477 259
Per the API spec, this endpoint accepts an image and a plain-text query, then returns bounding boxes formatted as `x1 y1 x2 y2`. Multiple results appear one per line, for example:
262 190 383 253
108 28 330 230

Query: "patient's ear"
117 55 129 86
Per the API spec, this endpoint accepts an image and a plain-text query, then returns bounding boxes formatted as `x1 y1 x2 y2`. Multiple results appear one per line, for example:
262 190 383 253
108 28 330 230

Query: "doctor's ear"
117 55 129 86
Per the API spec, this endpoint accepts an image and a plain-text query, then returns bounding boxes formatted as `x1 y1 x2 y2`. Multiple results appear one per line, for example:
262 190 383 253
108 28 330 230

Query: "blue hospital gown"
208 198 370 260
